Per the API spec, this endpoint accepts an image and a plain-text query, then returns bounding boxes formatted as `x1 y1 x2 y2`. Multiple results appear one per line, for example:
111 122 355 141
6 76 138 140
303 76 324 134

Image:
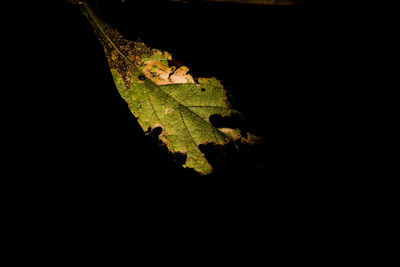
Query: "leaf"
78 2 258 175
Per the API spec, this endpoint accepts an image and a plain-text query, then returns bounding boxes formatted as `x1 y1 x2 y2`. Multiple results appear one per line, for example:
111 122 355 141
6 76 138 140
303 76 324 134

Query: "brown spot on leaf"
141 60 195 85
164 108 174 114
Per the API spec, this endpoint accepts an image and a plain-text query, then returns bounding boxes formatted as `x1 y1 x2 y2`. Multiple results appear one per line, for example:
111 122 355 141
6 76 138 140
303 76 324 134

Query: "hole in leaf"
150 126 162 137
168 58 183 68
209 113 245 131
171 152 187 167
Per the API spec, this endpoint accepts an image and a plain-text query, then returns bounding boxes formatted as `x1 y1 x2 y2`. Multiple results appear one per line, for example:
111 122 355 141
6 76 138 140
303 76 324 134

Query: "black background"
1 0 348 253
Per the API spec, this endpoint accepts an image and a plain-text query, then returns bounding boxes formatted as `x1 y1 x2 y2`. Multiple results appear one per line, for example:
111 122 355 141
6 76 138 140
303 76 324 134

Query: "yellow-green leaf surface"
78 2 254 174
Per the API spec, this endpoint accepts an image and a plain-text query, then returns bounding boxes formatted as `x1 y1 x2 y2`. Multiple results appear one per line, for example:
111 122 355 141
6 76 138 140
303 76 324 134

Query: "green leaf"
79 2 258 175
